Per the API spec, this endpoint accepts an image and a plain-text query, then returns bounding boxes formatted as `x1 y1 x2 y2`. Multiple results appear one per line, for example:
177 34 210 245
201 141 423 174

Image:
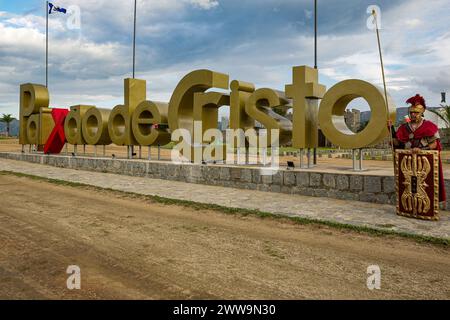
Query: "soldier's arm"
392 137 400 147
421 132 440 150
388 122 401 147
428 140 438 150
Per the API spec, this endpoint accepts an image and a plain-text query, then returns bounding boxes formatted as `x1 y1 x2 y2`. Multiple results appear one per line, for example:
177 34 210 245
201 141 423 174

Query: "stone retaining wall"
1 152 449 207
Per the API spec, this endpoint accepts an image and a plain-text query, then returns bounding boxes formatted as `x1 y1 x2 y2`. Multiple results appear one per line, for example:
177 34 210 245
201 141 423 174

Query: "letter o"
81 108 112 145
64 105 94 145
26 115 39 144
65 114 79 144
318 79 396 149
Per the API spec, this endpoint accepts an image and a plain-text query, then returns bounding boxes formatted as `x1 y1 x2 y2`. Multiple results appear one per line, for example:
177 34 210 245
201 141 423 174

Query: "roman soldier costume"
395 94 446 204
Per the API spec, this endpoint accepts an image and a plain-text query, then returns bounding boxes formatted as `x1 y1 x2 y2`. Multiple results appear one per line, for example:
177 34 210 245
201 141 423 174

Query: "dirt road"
0 174 449 299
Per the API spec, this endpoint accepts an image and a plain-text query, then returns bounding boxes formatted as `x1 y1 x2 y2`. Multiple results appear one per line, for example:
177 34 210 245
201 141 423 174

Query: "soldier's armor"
396 121 439 150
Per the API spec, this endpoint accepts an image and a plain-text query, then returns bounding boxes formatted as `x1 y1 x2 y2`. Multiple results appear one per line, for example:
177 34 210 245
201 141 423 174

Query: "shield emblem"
395 150 440 220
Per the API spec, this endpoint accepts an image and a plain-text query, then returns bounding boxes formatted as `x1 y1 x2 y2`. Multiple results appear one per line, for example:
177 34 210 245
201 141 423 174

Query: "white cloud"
304 9 312 19
185 0 219 10
404 19 423 28
6 15 62 31
0 0 449 118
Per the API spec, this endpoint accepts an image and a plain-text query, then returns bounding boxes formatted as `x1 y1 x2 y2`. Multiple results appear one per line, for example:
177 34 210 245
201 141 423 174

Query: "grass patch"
0 170 449 247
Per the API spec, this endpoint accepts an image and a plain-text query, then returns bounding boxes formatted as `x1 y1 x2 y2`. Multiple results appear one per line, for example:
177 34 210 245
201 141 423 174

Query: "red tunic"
396 120 446 202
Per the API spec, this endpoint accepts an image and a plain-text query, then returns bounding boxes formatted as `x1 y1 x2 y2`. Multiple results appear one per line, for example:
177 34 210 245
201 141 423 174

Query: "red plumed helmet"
406 94 426 109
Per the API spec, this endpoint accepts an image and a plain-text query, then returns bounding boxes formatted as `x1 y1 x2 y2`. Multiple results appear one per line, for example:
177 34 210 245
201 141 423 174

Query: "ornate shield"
395 150 439 220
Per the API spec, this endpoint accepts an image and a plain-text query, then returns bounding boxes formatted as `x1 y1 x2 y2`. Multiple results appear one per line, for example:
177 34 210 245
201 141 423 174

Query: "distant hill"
361 107 410 124
0 119 19 136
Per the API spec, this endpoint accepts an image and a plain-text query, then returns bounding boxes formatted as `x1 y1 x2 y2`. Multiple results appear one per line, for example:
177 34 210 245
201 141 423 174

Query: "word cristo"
19 66 396 161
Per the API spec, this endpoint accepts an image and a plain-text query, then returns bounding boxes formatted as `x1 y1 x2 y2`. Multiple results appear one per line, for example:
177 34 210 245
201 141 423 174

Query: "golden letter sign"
19 65 397 161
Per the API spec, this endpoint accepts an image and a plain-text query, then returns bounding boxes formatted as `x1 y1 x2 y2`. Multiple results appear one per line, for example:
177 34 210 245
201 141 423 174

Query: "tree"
427 104 450 128
0 114 15 137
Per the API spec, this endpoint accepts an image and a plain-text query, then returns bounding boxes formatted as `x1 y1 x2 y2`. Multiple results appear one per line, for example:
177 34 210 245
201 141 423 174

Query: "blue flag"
48 3 67 14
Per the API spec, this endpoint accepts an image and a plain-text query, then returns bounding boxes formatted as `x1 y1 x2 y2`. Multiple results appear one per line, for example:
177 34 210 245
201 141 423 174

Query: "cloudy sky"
0 0 449 118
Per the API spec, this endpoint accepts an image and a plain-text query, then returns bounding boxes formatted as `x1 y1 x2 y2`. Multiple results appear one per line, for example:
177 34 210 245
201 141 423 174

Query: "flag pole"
46 0 49 88
132 0 137 79
314 0 317 69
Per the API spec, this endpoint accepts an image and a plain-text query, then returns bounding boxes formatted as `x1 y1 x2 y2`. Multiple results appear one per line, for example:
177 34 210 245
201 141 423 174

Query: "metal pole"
307 148 311 168
158 145 161 160
132 0 137 79
46 1 49 88
314 0 317 69
148 146 151 160
372 10 394 154
300 149 304 168
271 146 275 166
262 148 267 166
245 146 249 165
313 1 318 164
359 148 364 171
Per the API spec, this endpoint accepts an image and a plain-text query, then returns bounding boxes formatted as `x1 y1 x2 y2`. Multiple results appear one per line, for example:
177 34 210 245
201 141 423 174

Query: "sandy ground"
0 174 449 299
